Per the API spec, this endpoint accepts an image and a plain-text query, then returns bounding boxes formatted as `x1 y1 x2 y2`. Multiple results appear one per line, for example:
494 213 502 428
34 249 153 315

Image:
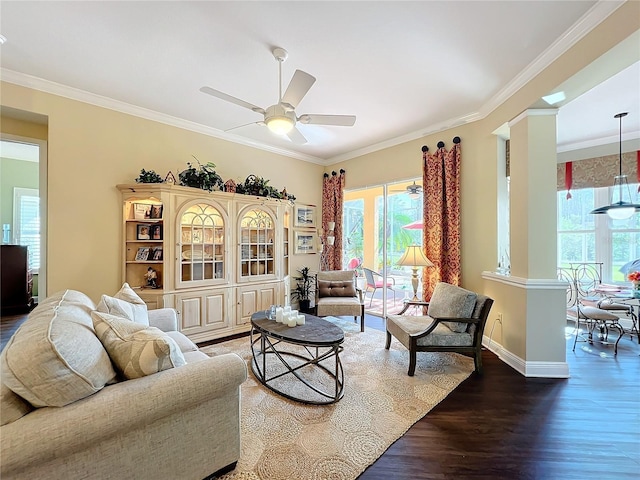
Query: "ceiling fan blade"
200 86 265 114
282 70 316 108
286 126 307 144
224 121 265 132
298 114 356 126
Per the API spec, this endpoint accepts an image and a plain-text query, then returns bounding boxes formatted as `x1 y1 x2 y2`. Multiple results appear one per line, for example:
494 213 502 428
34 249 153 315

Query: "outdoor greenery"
557 187 639 282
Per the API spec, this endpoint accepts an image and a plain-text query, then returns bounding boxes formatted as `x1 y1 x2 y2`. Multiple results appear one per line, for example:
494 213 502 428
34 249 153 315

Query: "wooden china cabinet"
117 183 291 343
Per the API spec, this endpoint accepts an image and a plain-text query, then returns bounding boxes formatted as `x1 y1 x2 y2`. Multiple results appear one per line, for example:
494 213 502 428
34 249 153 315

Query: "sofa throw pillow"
427 282 477 333
96 282 149 326
91 311 186 379
0 290 117 407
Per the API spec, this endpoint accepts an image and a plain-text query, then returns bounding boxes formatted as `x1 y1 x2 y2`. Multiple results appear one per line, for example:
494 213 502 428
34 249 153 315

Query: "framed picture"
151 247 163 261
151 224 163 240
294 204 316 228
133 203 151 220
137 224 151 240
294 231 317 254
150 204 163 219
135 247 151 261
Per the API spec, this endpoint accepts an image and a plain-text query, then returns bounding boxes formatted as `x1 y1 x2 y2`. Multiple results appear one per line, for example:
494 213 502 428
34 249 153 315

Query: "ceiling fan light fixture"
590 112 640 220
408 191 421 200
266 116 294 135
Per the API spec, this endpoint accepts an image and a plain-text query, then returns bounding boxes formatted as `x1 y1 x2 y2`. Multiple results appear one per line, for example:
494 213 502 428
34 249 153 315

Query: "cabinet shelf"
118 183 291 343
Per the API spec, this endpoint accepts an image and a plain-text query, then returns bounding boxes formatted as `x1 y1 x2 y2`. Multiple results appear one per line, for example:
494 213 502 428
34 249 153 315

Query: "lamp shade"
590 112 640 219
397 245 433 267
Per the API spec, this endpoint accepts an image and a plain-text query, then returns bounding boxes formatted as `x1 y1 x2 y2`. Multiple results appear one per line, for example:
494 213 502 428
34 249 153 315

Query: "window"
558 184 639 283
13 187 40 272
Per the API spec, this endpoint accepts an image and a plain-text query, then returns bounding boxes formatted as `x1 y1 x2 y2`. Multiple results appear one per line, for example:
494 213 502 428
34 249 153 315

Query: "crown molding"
0 1 623 167
477 0 625 119
329 1 622 164
0 68 326 166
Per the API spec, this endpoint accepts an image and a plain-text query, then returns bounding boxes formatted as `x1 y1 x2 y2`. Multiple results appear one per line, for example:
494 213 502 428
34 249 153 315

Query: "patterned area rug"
200 317 474 480
364 297 406 316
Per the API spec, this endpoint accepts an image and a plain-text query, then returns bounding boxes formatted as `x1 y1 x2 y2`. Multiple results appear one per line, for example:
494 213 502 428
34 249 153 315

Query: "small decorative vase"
633 281 640 298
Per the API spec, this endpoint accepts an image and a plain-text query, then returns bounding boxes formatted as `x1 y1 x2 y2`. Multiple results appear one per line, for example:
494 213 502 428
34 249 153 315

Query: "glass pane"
180 203 224 283
557 189 595 230
558 232 595 264
343 198 364 271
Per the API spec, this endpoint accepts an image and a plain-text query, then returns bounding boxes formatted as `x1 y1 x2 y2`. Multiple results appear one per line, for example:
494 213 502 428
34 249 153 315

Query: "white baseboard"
482 335 570 378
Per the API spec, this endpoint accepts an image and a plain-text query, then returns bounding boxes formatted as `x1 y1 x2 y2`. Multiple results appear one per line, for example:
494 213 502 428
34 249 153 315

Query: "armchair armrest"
410 315 481 340
148 308 178 332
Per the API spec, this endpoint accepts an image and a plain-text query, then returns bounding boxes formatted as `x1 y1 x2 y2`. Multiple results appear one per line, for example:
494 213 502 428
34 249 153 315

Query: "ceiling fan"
200 47 356 144
391 181 423 198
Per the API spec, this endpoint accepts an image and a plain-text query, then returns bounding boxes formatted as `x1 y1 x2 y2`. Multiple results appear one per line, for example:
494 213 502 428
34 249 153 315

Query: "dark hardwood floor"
2 311 638 479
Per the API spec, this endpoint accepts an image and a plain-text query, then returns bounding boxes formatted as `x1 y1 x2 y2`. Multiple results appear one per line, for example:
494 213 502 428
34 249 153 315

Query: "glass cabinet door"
180 203 225 285
240 208 275 279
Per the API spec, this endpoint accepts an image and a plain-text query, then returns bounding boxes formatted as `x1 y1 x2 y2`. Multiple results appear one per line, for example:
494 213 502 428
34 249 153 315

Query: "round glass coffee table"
250 311 345 404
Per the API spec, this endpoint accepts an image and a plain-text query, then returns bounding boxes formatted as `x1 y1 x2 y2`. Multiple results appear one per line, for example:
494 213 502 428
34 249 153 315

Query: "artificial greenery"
178 159 224 192
235 174 296 201
291 266 314 302
135 169 164 183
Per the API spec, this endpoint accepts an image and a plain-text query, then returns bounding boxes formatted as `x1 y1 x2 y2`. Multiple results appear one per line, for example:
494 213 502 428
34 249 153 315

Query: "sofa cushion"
91 311 186 379
427 282 477 333
165 331 199 353
96 282 149 326
0 383 32 426
0 290 117 407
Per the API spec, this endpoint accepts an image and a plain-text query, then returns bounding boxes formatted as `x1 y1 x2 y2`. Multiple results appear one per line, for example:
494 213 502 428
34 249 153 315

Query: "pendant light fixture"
589 112 640 220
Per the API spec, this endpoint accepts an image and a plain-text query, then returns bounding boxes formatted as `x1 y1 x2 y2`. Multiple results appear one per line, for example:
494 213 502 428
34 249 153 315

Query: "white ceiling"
0 1 638 165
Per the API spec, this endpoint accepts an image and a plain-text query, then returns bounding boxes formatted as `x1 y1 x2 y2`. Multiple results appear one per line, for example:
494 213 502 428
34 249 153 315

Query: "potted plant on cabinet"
291 266 314 313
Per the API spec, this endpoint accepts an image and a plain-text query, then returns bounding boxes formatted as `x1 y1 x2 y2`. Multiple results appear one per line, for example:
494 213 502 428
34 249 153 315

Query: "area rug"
200 317 474 480
364 297 406 316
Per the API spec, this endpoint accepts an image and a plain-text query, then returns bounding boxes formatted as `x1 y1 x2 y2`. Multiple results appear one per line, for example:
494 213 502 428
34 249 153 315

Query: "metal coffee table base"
250 329 344 405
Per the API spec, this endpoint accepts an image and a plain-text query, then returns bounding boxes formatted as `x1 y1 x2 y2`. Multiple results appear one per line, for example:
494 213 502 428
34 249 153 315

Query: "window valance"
557 151 638 191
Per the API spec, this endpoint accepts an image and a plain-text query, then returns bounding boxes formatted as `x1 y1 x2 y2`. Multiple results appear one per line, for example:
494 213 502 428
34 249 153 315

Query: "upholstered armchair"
385 282 494 375
316 270 365 332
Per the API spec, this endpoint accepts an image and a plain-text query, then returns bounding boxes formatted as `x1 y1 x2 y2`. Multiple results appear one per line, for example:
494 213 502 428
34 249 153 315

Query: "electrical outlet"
496 312 503 324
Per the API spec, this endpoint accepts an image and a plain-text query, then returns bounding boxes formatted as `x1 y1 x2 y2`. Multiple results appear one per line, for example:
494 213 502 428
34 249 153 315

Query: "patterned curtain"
321 170 345 271
422 139 462 300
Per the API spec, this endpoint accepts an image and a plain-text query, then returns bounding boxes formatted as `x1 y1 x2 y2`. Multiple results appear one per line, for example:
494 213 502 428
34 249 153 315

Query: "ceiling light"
266 116 294 135
542 91 565 106
589 112 640 220
264 104 295 135
408 191 420 200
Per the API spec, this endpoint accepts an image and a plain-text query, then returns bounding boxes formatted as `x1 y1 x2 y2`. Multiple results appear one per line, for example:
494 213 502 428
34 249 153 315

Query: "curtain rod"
422 136 461 152
323 169 346 178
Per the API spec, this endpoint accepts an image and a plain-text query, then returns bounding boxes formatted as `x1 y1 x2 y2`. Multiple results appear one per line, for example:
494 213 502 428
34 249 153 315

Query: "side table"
397 299 429 316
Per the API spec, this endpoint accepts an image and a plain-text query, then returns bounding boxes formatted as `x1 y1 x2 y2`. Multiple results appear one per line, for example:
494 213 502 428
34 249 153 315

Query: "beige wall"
1 2 638 367
1 84 324 301
326 4 639 365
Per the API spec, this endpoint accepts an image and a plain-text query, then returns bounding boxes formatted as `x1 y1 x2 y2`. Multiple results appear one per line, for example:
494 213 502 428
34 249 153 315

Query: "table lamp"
397 245 433 300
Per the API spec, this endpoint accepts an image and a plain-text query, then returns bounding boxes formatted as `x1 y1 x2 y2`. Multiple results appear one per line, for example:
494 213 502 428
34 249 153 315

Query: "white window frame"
558 185 640 284
13 187 40 273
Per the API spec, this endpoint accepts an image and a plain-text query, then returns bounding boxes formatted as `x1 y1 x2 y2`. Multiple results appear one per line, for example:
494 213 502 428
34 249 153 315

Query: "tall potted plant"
291 266 314 313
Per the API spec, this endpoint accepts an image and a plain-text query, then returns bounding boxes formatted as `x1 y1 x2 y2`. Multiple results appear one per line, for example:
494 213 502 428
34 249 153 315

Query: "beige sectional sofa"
0 287 247 480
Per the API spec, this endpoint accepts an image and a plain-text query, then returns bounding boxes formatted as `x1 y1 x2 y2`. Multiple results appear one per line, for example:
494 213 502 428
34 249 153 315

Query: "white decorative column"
490 109 568 377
